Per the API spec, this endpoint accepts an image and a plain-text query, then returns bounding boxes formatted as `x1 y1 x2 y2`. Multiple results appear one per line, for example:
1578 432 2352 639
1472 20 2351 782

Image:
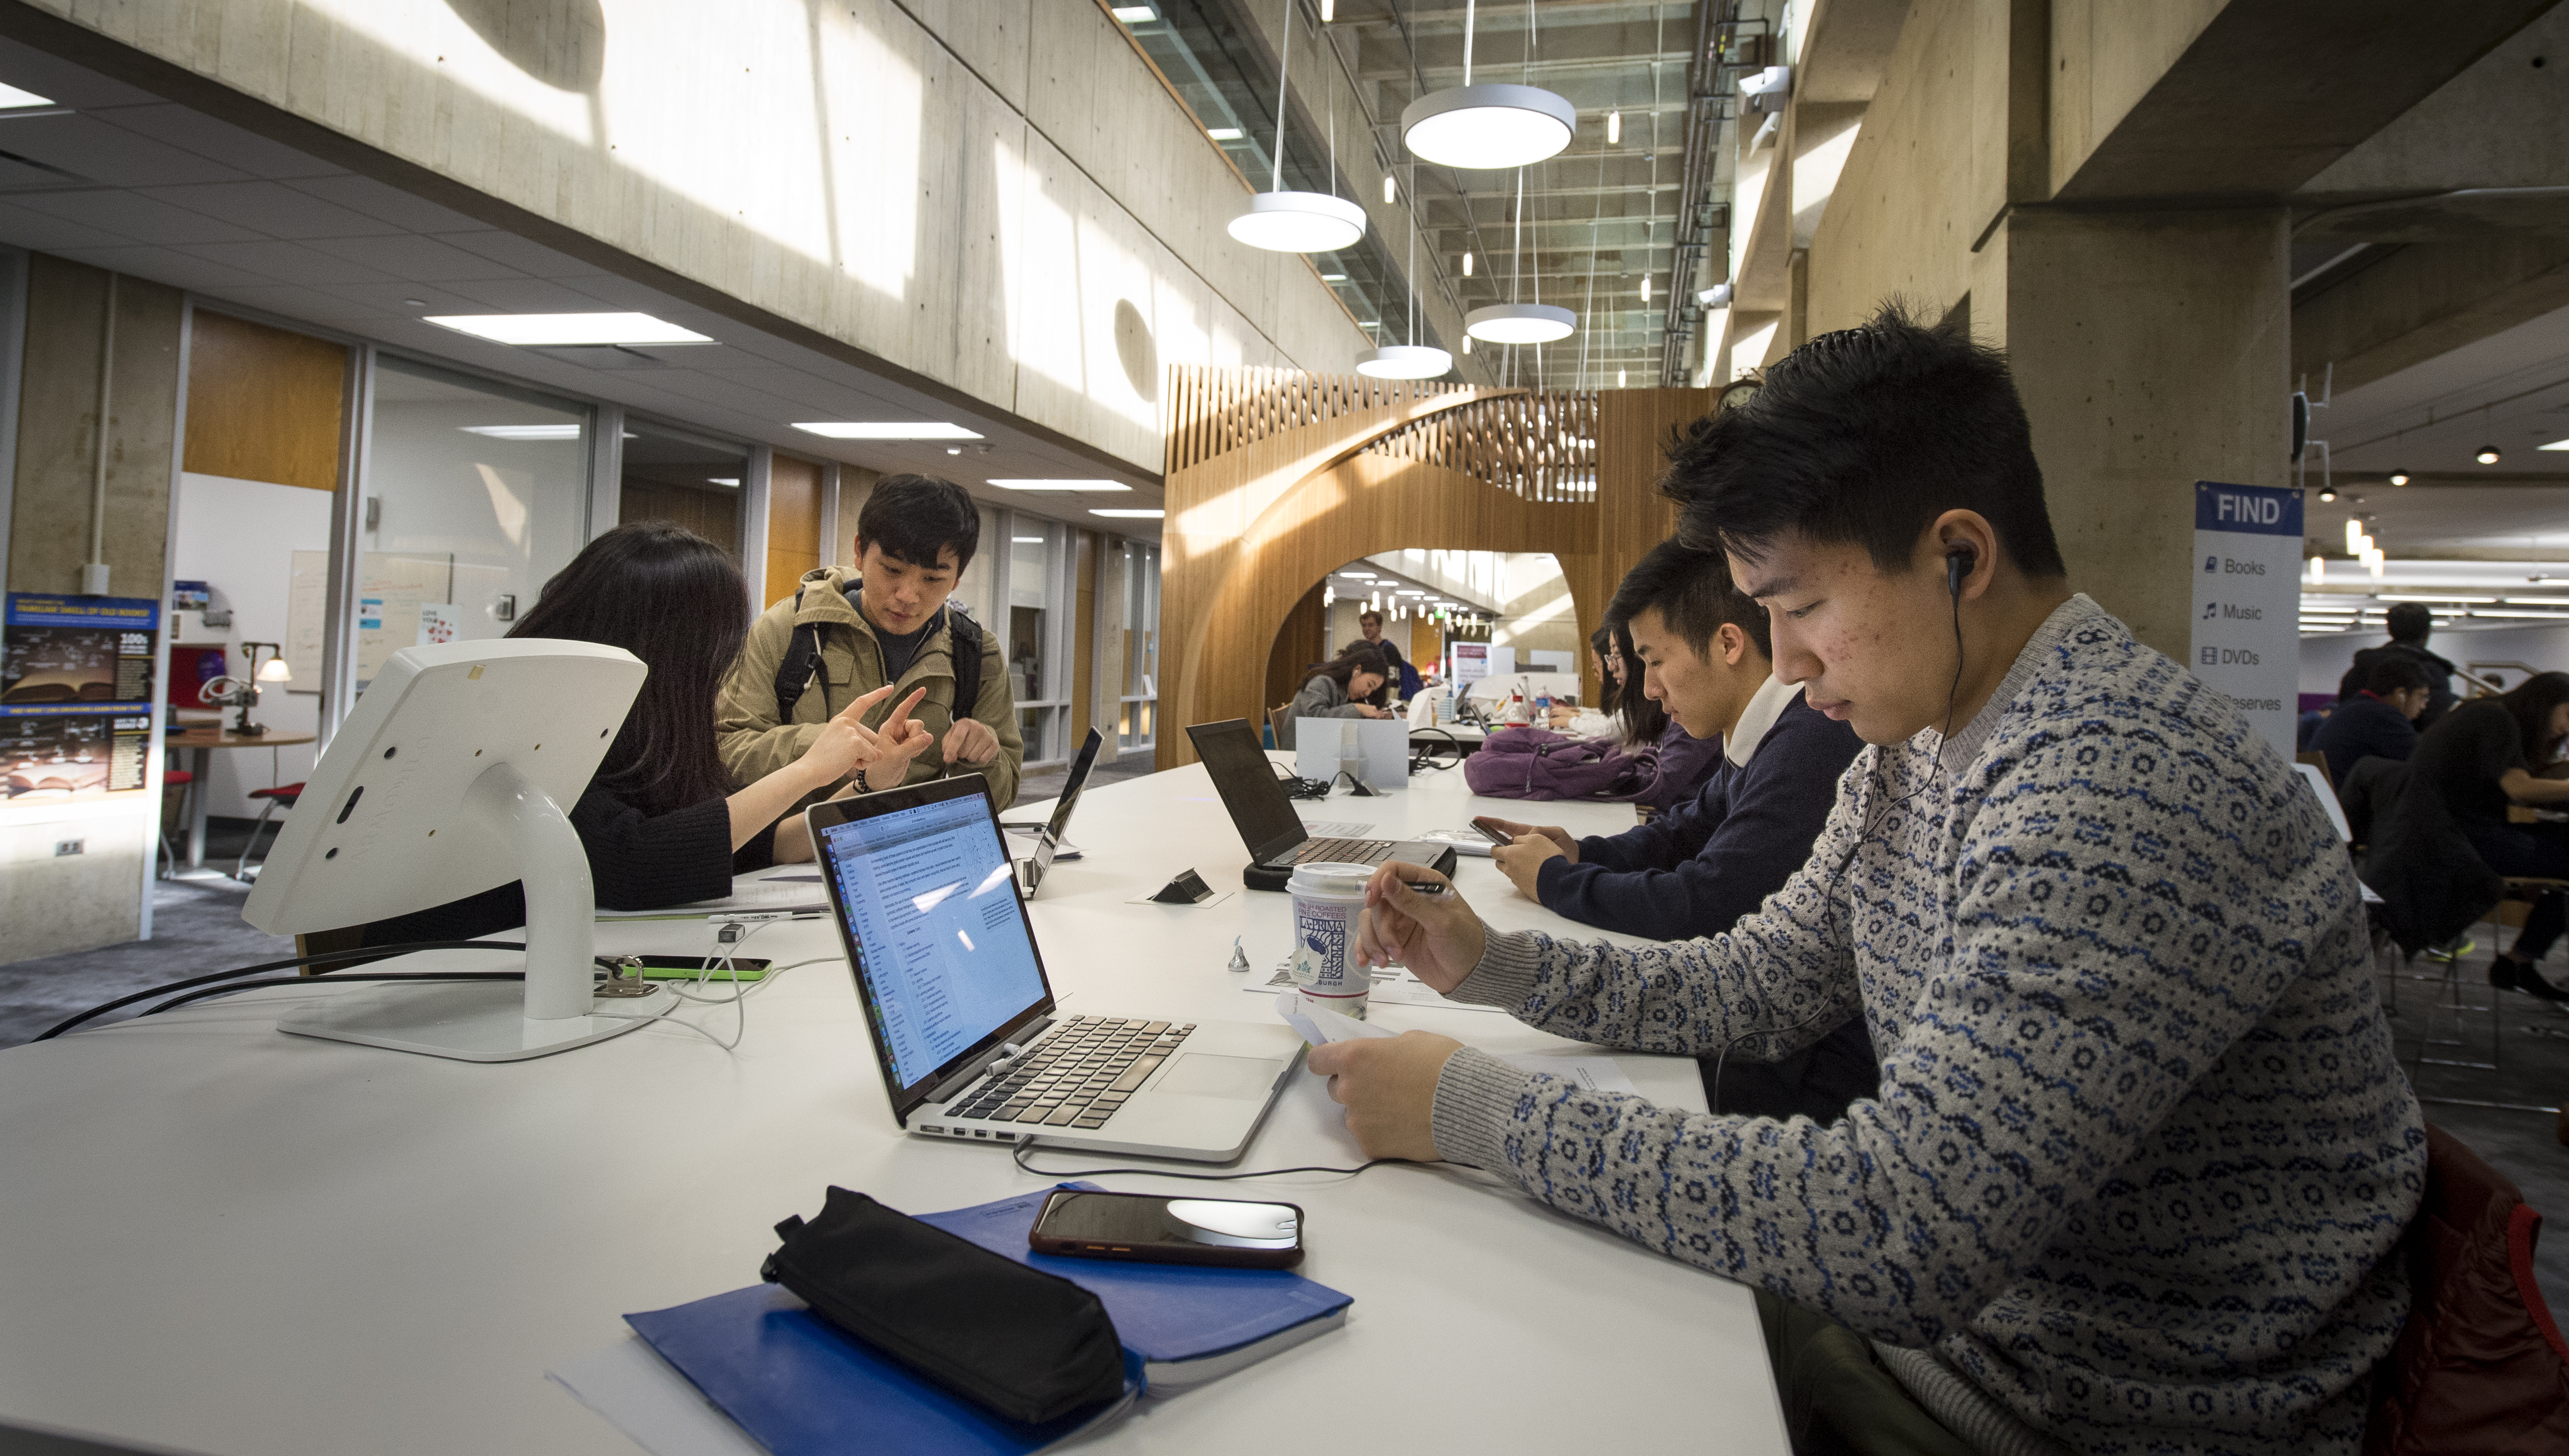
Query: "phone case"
1028 1190 1305 1269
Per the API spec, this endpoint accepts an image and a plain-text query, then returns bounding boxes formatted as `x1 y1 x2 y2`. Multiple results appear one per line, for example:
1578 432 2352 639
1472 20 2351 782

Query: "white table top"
0 754 1787 1456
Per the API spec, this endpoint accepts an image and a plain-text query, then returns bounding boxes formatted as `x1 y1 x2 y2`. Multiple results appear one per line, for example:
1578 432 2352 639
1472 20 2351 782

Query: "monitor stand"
275 762 671 1062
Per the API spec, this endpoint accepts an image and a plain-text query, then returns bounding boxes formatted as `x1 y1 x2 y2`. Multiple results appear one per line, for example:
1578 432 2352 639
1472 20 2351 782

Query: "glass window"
619 424 749 566
361 358 590 693
1006 518 1070 766
1117 540 1160 754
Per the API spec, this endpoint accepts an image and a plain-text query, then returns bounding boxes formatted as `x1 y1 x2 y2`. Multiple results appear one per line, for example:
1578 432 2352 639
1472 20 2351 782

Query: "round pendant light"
1466 302 1574 345
1403 83 1576 170
1355 344 1454 379
1231 0 1365 255
1230 191 1366 253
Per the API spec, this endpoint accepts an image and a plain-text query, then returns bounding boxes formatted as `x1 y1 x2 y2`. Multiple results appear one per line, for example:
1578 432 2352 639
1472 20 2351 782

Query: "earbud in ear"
1946 546 1976 598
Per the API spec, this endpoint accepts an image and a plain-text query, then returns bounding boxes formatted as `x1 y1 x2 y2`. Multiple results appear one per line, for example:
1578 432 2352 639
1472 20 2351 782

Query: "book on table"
622 1183 1352 1455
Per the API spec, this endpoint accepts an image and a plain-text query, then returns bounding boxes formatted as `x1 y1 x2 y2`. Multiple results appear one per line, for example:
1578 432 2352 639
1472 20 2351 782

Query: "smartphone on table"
1028 1189 1304 1269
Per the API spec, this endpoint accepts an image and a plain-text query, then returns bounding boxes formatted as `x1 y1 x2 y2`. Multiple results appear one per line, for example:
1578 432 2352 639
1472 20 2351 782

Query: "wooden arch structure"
1156 366 1714 770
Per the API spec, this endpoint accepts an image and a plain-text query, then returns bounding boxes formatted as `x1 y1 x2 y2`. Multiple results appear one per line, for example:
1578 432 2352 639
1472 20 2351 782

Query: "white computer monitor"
241 638 655 1062
1293 716 1411 790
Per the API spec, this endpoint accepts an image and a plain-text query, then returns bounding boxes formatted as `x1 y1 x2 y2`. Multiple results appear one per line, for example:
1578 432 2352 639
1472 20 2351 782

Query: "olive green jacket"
715 567 1023 808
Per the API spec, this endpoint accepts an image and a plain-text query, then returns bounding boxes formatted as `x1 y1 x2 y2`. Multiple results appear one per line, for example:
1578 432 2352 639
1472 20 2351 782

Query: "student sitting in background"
2370 671 2569 1001
1487 538 1870 1121
717 474 1021 809
1347 608 1420 701
1544 618 1722 813
366 523 934 944
2311 655 2430 785
1313 310 2420 1456
2339 601 2458 729
1278 643 1390 749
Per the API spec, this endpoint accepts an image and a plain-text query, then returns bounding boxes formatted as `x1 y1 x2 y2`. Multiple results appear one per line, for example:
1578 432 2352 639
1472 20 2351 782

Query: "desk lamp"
197 641 288 736
241 638 667 1062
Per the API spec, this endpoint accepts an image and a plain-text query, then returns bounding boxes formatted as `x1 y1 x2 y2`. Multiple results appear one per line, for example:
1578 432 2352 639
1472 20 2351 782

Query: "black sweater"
362 784 777 946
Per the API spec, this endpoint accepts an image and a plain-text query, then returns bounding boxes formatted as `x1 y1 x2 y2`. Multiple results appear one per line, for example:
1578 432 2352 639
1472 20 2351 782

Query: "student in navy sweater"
2311 654 2429 785
1484 540 1868 1119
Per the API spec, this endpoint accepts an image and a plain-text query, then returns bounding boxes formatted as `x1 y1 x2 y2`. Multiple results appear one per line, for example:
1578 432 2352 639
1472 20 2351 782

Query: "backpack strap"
946 605 985 725
773 585 824 721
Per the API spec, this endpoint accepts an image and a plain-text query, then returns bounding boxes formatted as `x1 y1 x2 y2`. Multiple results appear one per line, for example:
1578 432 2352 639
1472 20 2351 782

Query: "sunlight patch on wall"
305 0 595 144
996 136 1087 398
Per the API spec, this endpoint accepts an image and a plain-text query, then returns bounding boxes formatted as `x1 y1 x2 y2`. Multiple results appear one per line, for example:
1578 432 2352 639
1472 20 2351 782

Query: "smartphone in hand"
1471 816 1514 845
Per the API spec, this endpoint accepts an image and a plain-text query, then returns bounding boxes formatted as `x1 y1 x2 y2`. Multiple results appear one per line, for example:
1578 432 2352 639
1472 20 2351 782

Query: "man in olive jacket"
716 474 1023 807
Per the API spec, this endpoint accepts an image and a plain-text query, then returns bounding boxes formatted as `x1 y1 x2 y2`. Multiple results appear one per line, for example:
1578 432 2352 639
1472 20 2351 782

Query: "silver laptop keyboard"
1287 836 1394 865
951 1015 1197 1130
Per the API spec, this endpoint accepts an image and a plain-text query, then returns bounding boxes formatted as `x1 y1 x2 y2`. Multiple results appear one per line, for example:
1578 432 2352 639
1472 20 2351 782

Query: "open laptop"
1001 726 1104 897
1185 718 1459 892
806 774 1305 1161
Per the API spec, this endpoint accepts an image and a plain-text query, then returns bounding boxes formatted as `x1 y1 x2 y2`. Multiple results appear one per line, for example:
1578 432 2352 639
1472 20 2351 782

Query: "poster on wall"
2 593 160 801
1449 642 1489 685
2188 481 2300 761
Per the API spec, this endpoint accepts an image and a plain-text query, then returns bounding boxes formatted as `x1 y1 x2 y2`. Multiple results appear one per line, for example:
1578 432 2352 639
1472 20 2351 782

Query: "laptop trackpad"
1154 1054 1285 1100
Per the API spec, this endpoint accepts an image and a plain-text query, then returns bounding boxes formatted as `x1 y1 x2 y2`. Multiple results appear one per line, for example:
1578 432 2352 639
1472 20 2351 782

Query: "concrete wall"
2 255 181 963
19 0 1371 474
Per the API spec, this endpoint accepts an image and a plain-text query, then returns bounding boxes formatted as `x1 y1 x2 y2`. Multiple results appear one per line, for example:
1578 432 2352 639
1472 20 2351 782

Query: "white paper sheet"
547 1335 766 1456
1248 960 1506 1013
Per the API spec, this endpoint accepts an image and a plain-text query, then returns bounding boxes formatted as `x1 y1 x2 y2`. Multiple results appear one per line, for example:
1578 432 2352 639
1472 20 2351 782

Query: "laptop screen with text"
819 791 1049 1091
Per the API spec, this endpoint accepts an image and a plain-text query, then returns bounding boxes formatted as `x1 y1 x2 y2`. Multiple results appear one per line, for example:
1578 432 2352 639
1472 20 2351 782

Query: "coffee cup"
1287 861 1373 1019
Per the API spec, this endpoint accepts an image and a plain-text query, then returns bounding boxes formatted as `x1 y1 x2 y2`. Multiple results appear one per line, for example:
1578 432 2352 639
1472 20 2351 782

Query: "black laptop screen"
818 791 1049 1090
1185 719 1307 862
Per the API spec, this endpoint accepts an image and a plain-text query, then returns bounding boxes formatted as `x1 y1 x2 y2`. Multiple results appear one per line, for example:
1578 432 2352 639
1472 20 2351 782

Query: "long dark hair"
1596 617 1669 742
1306 643 1388 695
2499 671 2569 763
513 521 748 815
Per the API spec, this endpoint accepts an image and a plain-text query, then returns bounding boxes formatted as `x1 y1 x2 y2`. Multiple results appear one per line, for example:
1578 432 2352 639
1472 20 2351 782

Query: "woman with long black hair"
365 522 934 943
1278 643 1391 749
2386 671 2569 999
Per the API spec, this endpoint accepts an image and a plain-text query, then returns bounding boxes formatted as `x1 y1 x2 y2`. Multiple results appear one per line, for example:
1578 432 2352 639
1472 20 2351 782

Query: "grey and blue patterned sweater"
1430 594 2426 1455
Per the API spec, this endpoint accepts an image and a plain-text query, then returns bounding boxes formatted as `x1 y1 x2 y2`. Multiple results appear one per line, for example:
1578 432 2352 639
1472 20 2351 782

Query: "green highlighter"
628 956 771 983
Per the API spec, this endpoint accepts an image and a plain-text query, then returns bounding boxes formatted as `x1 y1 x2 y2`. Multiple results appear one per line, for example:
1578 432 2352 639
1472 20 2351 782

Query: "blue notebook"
627 1284 1140 1456
623 1184 1351 1455
916 1183 1353 1390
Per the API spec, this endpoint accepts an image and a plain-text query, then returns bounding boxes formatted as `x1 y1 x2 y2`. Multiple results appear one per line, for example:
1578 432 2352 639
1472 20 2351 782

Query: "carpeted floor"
0 865 291 1048
1012 753 1156 809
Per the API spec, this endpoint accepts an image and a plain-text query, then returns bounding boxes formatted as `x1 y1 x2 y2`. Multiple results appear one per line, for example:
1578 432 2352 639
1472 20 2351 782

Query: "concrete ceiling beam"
2053 0 2559 204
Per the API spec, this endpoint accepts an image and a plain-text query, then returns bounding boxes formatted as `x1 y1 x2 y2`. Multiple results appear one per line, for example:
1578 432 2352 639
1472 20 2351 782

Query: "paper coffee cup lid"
1288 861 1372 896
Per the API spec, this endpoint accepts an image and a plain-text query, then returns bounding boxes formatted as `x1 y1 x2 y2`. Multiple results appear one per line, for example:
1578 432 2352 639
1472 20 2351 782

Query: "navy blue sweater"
1534 691 1862 940
2310 691 2418 786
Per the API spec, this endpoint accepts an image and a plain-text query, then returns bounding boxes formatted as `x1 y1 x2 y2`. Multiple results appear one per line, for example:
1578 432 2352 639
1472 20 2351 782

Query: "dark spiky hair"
1662 304 2066 580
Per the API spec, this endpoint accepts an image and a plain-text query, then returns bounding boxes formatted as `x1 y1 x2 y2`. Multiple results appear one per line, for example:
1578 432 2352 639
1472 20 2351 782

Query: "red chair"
2365 1122 2569 1452
157 768 194 878
236 781 303 883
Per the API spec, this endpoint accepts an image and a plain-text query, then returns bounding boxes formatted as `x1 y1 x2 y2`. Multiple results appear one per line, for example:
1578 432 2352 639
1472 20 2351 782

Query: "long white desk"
0 755 1789 1456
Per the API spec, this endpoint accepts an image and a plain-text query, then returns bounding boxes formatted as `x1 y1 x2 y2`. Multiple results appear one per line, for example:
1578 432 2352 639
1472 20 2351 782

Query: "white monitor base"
276 980 676 1063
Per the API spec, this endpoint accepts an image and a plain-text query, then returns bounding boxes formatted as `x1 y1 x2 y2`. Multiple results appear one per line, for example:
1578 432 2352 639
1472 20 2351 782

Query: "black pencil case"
761 1186 1126 1425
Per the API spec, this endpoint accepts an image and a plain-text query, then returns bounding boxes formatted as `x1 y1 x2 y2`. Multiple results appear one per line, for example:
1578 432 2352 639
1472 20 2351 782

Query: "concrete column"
1992 207 2291 660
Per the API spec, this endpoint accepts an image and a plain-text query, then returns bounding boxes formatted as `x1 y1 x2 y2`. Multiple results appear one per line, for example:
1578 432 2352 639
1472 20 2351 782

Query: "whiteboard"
286 550 329 687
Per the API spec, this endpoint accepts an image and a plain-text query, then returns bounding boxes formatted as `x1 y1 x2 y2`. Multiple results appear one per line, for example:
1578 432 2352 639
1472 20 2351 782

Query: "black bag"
760 1187 1125 1425
774 588 985 724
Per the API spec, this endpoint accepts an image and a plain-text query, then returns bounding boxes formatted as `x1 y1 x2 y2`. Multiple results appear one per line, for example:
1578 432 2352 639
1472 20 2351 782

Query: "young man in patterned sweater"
1310 311 2426 1456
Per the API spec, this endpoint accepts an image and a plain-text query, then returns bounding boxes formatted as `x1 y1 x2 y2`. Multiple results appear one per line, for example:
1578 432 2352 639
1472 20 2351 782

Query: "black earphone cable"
35 940 534 1041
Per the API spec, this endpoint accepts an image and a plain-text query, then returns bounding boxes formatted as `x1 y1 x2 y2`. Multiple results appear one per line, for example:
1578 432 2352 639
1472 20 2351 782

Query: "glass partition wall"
361 358 592 693
619 424 749 567
1004 518 1072 767
1115 540 1159 756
